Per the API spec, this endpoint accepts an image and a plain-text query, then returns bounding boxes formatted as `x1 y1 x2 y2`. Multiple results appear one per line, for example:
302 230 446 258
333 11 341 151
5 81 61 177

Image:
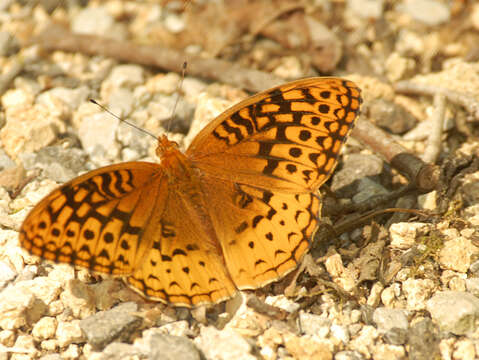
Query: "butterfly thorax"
156 135 195 184
156 135 225 256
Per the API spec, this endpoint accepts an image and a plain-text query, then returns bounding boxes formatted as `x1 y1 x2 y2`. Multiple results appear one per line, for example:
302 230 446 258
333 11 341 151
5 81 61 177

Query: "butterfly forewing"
20 162 165 275
188 78 361 192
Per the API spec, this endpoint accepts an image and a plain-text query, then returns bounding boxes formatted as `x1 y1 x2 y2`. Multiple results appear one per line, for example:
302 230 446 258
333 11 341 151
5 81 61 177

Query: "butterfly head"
156 134 180 158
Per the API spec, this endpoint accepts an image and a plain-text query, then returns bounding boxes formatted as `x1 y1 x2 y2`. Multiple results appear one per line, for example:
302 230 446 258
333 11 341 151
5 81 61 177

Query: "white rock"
347 0 384 19
389 222 430 250
298 311 330 337
13 334 38 358
0 286 35 330
194 326 255 360
72 7 114 36
16 277 62 305
32 317 58 340
106 65 145 89
373 307 409 333
399 0 450 26
402 278 435 310
56 320 85 348
439 237 479 273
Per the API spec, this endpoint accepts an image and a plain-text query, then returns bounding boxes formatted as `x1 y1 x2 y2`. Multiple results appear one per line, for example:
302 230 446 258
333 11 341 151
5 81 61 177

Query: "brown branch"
352 116 439 193
32 25 284 93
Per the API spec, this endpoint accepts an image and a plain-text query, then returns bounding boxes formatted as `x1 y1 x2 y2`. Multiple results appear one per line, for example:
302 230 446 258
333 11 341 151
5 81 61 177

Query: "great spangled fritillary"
19 77 362 307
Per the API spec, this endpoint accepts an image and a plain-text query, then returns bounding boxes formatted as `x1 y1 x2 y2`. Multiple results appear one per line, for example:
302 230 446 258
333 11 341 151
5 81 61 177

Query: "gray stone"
466 278 479 297
368 99 417 134
0 0 14 11
462 176 479 207
97 342 146 360
383 327 408 345
305 16 342 73
373 307 409 333
427 291 479 335
330 153 388 198
36 86 90 112
22 145 88 183
407 318 440 360
0 148 16 170
352 177 390 204
145 332 201 360
469 259 479 274
79 302 142 350
360 304 375 325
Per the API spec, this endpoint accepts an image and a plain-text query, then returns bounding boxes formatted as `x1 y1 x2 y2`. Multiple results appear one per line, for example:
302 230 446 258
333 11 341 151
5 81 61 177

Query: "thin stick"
395 80 479 122
422 93 446 163
333 208 430 236
352 117 439 193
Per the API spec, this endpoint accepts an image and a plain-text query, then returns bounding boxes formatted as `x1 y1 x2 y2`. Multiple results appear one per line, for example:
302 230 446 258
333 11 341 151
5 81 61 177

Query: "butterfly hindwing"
200 175 321 289
125 184 236 306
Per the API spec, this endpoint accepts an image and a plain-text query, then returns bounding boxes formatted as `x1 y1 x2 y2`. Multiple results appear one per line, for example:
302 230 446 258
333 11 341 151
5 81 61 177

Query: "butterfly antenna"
89 99 157 140
166 61 187 134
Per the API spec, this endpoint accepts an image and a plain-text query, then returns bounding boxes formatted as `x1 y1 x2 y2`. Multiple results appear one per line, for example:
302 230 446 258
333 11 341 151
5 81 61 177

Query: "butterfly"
19 77 362 307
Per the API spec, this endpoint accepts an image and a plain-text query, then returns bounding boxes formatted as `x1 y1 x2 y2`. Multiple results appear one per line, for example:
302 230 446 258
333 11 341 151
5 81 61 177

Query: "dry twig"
352 116 439 193
32 25 283 93
395 80 479 122
422 94 446 164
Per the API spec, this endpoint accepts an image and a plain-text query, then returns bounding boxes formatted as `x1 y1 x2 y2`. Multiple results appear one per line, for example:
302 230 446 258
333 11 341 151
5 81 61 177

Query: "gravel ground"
1 1 479 360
